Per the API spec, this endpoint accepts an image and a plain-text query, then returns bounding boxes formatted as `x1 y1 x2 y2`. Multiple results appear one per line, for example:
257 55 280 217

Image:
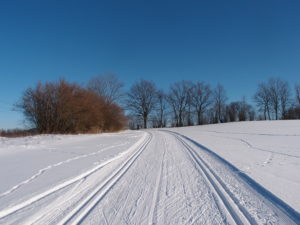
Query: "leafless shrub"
16 80 126 134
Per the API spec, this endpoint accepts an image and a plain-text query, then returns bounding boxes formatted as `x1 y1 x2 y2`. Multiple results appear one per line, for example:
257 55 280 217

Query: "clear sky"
0 0 300 129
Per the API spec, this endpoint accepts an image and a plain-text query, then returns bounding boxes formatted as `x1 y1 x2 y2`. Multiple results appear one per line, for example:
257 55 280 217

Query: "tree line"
14 74 300 134
125 77 300 129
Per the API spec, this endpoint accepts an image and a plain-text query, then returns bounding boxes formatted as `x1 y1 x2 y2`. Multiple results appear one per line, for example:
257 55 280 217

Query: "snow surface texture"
0 121 299 224
166 120 300 213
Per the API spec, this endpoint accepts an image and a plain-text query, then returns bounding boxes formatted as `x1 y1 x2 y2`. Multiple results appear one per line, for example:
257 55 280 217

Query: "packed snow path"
0 131 299 224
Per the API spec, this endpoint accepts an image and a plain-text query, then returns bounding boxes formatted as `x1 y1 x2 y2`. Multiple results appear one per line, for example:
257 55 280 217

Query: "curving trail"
0 131 299 225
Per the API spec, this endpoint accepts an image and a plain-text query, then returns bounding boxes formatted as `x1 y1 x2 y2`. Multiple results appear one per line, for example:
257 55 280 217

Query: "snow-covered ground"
167 120 300 213
0 131 146 224
0 121 299 224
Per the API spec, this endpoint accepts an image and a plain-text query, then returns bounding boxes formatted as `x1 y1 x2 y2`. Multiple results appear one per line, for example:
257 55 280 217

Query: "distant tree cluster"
17 79 126 134
0 129 38 138
126 80 254 129
254 78 300 120
126 78 300 129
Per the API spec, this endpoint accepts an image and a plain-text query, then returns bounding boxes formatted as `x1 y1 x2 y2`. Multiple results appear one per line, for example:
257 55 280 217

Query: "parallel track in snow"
147 134 166 225
57 132 152 225
170 132 256 225
0 142 128 199
2 130 300 225
0 132 151 224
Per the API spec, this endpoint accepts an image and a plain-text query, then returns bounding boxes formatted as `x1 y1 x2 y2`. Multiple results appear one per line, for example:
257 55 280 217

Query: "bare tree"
183 82 194 126
156 90 168 128
191 82 212 125
167 81 192 127
225 102 240 122
253 83 271 120
268 78 281 120
278 80 291 119
239 97 255 121
126 80 157 129
127 114 142 130
239 98 247 121
267 78 291 120
88 73 124 104
296 84 300 105
213 84 227 123
254 78 290 120
226 97 254 122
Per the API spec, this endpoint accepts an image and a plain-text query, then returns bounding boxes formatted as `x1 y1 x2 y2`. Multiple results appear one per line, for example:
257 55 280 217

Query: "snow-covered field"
0 121 299 224
167 120 300 213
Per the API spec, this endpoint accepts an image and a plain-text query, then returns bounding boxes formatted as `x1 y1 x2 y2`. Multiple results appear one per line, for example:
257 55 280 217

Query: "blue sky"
0 0 300 129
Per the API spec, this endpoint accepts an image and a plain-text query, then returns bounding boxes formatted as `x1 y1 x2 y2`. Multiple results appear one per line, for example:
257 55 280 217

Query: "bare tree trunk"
179 112 183 127
143 115 147 129
159 107 163 128
197 111 201 125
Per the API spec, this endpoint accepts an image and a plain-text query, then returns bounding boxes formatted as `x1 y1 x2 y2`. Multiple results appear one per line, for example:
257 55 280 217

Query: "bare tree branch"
88 73 124 104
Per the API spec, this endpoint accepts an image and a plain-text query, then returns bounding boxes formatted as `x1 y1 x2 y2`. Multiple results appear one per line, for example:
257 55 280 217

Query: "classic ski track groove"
147 133 166 225
0 133 149 221
170 132 253 225
0 142 128 199
57 132 152 225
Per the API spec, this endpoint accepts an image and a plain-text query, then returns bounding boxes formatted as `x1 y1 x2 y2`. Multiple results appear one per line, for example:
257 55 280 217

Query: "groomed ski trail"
0 130 299 225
